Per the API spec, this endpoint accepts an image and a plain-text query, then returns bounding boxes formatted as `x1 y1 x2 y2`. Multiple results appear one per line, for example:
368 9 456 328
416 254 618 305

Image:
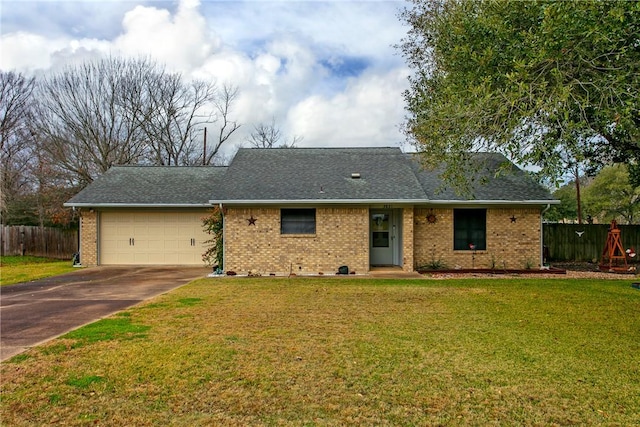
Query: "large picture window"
281 208 316 234
454 209 486 250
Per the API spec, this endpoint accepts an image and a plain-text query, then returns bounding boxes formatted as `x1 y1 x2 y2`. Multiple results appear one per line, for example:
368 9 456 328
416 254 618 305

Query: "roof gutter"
425 199 561 206
63 203 212 208
66 199 560 208
208 199 428 205
208 199 561 206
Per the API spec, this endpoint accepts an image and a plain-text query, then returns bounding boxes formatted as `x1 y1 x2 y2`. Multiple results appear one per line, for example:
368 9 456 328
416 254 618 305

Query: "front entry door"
370 210 394 265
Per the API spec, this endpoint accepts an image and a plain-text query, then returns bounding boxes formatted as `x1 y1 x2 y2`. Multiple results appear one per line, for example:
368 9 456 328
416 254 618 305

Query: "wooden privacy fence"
0 225 78 259
543 223 640 262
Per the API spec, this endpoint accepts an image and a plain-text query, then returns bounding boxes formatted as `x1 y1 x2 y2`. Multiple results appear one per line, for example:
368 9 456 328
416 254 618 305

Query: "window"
371 213 390 247
454 209 486 250
281 208 316 234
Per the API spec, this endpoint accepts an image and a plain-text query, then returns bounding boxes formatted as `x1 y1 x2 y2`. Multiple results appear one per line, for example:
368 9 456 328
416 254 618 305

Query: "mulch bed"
418 262 639 280
417 267 567 275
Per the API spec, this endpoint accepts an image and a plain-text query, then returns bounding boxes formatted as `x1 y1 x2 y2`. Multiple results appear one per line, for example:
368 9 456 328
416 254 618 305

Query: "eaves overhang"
424 199 561 205
63 203 211 208
65 200 560 208
208 199 560 206
209 199 428 205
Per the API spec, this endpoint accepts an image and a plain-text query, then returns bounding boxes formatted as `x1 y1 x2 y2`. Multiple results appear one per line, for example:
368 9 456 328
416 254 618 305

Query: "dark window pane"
454 209 486 250
281 208 316 234
372 231 389 247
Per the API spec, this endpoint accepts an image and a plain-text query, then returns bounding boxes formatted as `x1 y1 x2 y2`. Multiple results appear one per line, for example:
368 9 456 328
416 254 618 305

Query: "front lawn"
0 256 76 286
2 277 639 425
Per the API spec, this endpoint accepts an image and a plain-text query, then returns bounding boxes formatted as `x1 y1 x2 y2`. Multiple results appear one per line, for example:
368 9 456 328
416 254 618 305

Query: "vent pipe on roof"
351 173 361 179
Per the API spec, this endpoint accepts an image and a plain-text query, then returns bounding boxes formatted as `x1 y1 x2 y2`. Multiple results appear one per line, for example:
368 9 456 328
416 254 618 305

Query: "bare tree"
141 74 218 166
0 71 37 223
246 117 302 148
3 58 242 224
35 55 241 176
1 71 78 226
34 56 162 184
201 83 241 165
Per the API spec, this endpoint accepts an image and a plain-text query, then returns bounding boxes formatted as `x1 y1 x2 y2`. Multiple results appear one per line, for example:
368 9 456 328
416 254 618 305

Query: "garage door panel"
133 253 150 264
148 225 165 236
100 211 209 265
134 239 149 250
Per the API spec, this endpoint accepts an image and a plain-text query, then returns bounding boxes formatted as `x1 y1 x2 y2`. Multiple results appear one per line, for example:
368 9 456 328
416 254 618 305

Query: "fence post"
20 225 25 256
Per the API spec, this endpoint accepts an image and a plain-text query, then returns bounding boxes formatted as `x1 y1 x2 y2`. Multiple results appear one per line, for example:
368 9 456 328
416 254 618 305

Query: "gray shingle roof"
65 148 557 207
407 152 557 202
212 147 427 202
65 166 227 206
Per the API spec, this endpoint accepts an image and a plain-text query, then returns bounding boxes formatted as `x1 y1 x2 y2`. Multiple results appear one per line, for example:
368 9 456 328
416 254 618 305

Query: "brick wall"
224 207 369 275
401 207 414 271
414 207 542 270
74 205 543 271
79 210 98 266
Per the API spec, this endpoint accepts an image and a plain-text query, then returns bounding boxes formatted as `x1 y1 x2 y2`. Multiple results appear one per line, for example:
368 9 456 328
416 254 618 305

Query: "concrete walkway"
368 267 423 278
1 266 209 361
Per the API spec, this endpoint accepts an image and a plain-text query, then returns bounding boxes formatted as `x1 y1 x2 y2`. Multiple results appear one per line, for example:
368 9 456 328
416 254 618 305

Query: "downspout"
219 203 225 272
95 209 100 266
540 203 551 268
73 207 80 264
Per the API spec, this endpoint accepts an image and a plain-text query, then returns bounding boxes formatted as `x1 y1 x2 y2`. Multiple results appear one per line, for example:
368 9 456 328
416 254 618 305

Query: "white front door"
370 210 394 266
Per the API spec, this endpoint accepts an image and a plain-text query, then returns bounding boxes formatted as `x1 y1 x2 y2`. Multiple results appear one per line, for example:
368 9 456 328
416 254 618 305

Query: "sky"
0 0 412 159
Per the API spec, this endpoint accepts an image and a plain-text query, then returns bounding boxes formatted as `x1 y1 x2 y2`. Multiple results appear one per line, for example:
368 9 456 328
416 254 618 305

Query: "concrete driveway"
0 266 209 361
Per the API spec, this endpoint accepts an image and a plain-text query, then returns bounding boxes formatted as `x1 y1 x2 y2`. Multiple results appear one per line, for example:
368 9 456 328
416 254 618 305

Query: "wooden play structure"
599 220 631 272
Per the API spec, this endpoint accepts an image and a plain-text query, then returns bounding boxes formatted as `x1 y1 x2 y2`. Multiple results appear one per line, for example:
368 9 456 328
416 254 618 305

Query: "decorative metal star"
510 215 517 223
247 216 257 225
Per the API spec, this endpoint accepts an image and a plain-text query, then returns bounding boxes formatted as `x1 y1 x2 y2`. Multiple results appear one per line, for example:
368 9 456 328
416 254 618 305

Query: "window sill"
281 234 317 238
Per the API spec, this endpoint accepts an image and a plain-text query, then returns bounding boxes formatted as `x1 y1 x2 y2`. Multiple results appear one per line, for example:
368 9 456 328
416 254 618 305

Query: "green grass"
0 256 76 286
64 314 151 347
66 375 106 389
2 277 639 425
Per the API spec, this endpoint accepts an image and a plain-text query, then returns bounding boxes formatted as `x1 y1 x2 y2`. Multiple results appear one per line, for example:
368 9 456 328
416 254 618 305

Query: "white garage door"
100 211 210 265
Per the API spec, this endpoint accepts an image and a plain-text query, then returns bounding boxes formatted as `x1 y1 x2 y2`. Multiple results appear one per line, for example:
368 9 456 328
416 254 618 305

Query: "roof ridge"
237 147 402 151
109 165 228 168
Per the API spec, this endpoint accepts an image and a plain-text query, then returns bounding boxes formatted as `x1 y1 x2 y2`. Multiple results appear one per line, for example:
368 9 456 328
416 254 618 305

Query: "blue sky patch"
320 56 369 78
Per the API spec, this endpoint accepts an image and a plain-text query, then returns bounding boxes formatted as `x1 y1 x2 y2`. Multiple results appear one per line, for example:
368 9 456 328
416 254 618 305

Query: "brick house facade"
220 206 541 275
224 207 370 274
413 207 541 271
67 148 557 272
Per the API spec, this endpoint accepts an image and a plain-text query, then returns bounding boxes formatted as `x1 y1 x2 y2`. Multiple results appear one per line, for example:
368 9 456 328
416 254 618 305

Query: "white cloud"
113 0 221 73
1 0 411 153
194 33 329 135
0 31 111 72
287 67 409 147
0 32 58 71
